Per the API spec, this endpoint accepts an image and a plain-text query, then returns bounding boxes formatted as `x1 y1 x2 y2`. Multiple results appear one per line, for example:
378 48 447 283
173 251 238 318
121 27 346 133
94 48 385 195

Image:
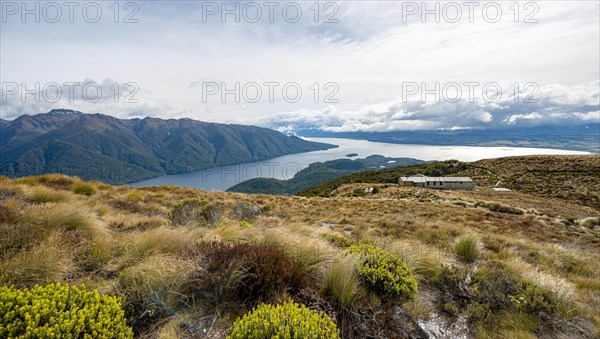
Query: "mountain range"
0 109 335 184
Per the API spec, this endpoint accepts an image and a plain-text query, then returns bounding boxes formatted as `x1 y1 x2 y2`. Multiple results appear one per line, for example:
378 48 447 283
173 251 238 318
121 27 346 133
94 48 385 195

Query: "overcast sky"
1 1 599 132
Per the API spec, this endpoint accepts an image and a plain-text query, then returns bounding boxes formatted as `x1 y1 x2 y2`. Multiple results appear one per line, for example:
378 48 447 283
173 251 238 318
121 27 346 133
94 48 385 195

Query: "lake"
129 138 590 191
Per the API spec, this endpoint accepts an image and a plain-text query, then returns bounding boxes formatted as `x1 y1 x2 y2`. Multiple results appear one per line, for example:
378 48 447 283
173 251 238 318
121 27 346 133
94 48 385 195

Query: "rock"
389 306 429 339
395 305 407 315
203 205 221 224
231 203 262 221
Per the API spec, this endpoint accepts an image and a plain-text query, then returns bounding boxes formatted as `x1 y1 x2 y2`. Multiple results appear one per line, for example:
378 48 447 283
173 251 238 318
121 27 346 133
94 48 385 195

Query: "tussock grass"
120 227 202 263
579 216 599 229
106 214 167 231
0 234 75 287
403 295 432 320
71 182 96 196
574 277 600 291
261 229 335 272
203 221 257 242
14 174 75 189
325 254 360 308
1 173 599 337
24 203 96 235
474 312 540 339
79 230 115 271
0 199 23 224
503 257 576 312
25 186 70 203
118 254 197 333
389 240 448 281
119 254 195 293
454 234 480 262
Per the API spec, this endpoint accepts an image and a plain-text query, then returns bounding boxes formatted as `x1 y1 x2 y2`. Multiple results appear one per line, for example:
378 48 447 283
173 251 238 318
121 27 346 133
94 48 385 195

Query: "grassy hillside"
299 155 600 210
227 155 424 195
1 164 599 338
470 155 600 209
298 160 470 197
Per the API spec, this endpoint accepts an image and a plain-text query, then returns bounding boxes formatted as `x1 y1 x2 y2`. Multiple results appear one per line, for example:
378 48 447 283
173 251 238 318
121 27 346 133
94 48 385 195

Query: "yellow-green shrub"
0 283 133 338
227 301 339 339
124 192 143 202
346 242 418 301
322 234 353 249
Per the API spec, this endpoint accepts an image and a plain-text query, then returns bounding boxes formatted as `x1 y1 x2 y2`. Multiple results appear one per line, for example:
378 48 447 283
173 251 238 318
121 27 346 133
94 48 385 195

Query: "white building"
399 174 474 190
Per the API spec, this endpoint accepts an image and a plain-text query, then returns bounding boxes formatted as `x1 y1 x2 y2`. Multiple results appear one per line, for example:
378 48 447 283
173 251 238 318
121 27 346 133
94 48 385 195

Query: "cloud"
504 112 542 125
1 1 599 129
254 82 600 132
0 78 173 120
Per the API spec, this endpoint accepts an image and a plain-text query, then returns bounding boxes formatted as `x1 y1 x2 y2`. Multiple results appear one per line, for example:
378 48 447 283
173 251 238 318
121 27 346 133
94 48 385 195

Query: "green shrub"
168 198 220 226
510 284 557 315
228 301 340 339
472 263 524 311
322 234 353 249
124 192 143 202
0 283 133 338
346 242 418 301
454 234 479 262
475 202 523 215
185 242 308 310
430 264 466 291
72 183 96 196
472 263 559 318
466 302 491 321
239 220 252 229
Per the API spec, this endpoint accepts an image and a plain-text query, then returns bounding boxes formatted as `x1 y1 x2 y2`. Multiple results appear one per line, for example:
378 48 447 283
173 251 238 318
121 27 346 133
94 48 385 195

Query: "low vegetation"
0 161 598 337
346 242 418 301
0 283 132 338
454 234 480 262
228 302 340 339
325 255 360 308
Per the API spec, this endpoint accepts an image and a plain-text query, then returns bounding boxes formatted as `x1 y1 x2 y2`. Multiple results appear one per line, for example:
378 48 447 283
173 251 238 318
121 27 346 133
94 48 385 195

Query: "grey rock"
231 203 262 221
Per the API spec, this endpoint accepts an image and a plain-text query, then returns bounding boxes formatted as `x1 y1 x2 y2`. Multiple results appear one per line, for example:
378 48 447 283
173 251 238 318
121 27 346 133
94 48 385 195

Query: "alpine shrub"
0 283 133 338
346 242 418 301
227 301 340 339
186 242 308 309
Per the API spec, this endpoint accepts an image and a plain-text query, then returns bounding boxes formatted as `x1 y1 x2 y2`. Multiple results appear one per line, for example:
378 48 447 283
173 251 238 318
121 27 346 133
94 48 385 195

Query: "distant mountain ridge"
296 124 600 153
0 110 335 184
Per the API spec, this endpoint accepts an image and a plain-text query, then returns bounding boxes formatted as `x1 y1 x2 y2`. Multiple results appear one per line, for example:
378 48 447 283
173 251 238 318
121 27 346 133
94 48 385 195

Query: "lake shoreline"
129 137 590 191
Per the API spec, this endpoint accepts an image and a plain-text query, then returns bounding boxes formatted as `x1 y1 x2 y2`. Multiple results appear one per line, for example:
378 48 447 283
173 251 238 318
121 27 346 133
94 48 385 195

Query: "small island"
346 153 359 157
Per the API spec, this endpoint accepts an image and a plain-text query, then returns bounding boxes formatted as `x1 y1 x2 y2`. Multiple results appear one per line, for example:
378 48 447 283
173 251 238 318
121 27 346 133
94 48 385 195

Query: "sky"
1 0 599 132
